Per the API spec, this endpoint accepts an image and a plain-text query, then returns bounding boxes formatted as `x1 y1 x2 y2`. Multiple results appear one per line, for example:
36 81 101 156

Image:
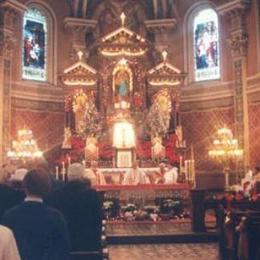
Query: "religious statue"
73 91 88 134
85 135 98 161
115 70 130 100
151 135 165 160
62 127 72 149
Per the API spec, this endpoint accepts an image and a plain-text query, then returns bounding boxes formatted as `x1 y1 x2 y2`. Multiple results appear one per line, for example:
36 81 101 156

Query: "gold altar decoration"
208 126 243 188
7 128 43 160
62 51 98 87
99 13 148 57
147 51 186 87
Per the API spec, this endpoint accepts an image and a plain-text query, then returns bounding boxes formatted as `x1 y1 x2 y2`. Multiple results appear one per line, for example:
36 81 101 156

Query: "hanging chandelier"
7 128 43 160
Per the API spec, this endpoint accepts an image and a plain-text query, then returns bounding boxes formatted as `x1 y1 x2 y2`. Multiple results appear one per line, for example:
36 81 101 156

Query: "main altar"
60 13 189 173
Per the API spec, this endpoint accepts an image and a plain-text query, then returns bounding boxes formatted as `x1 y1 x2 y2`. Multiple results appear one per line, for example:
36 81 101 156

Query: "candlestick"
61 168 66 182
55 166 59 180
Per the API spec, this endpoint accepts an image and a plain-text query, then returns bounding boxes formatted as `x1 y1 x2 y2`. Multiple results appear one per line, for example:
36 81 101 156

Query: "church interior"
0 0 260 259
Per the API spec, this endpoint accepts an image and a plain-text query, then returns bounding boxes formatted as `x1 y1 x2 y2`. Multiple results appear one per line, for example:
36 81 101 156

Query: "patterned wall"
248 103 260 167
11 109 64 163
181 107 234 171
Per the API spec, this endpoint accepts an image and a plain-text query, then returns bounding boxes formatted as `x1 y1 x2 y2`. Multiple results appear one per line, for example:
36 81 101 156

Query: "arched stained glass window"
194 9 220 81
22 8 47 81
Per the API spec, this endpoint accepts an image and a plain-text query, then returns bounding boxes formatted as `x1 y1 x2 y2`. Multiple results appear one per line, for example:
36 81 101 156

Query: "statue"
62 127 72 149
151 135 165 160
115 70 130 100
85 135 98 161
73 91 88 134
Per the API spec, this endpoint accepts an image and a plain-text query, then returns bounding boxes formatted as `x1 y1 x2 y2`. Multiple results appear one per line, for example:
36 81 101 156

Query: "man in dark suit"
46 163 103 252
1 168 70 260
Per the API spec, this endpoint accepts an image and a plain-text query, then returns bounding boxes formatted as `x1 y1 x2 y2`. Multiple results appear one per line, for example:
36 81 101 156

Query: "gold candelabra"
208 126 243 188
7 128 43 162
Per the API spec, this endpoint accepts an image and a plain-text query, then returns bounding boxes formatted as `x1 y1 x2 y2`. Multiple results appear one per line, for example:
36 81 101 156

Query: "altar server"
122 161 150 185
164 164 178 184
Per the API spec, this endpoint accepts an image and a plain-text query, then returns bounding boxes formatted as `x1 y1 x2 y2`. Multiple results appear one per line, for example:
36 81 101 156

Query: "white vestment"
164 167 178 184
122 168 150 185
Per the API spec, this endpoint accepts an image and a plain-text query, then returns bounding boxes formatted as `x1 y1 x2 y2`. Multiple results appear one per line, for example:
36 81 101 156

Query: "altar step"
106 222 218 245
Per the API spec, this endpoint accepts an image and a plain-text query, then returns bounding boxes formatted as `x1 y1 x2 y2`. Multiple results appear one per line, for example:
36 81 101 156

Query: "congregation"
0 160 104 260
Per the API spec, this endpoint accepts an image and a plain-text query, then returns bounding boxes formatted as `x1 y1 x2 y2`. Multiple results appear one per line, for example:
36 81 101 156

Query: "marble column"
218 0 251 169
0 1 26 165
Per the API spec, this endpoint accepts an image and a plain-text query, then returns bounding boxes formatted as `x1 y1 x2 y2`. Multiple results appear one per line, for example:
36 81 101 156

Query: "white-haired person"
46 162 103 252
0 225 21 260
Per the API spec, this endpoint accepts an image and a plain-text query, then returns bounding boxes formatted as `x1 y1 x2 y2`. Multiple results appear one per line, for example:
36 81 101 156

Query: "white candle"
68 156 71 166
55 166 59 180
62 161 65 169
61 168 66 182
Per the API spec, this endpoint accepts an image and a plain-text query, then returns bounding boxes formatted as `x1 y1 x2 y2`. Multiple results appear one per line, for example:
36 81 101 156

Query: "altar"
58 12 196 193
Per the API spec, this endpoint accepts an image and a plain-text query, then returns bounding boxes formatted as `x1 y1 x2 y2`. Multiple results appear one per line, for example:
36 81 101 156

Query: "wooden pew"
70 220 109 260
217 208 260 260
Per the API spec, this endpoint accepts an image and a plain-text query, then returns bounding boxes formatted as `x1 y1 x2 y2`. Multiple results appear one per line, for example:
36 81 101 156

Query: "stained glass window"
22 8 47 81
194 9 220 81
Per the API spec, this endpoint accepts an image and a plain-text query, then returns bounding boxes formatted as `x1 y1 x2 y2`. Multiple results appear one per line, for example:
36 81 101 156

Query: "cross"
77 51 83 61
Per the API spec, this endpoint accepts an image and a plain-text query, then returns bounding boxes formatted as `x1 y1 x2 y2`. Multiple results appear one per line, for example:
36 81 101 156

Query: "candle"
82 160 86 167
62 161 65 169
68 156 71 166
55 166 59 180
61 168 66 182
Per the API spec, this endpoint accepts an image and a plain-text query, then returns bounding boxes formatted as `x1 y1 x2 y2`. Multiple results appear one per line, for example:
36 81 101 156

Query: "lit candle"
61 168 66 182
55 166 59 180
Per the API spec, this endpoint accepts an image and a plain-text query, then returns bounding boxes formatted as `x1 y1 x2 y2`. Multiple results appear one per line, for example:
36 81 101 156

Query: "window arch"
22 2 56 84
193 8 220 81
184 4 221 84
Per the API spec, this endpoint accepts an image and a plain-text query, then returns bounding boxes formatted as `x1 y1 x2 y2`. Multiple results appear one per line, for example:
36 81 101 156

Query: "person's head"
67 162 85 181
23 168 51 198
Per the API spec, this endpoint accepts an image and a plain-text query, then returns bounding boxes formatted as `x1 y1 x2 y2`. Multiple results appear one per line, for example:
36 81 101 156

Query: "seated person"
85 161 106 185
46 164 103 252
2 168 70 260
122 161 150 185
164 164 178 184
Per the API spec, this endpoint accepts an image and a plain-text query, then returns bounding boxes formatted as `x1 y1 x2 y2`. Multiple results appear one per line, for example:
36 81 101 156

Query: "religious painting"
22 8 47 81
194 9 220 81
